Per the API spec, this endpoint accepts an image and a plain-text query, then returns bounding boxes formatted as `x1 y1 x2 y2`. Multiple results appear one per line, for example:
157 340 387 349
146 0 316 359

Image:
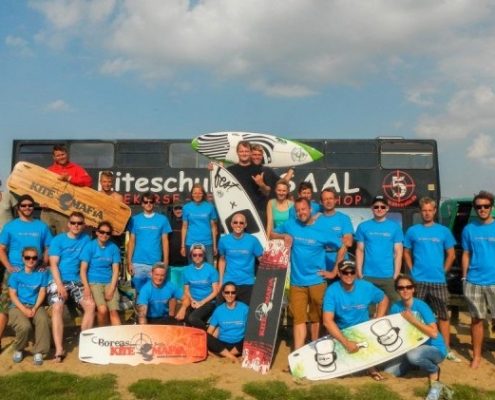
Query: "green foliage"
0 371 118 400
353 383 403 400
128 378 231 400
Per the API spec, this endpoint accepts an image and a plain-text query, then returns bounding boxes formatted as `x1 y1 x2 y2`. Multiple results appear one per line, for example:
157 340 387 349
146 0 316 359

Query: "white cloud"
467 133 495 166
5 35 34 56
44 99 72 112
30 0 495 97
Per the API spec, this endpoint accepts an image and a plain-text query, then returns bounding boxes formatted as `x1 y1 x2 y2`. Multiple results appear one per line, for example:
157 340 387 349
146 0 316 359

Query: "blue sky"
1 0 495 198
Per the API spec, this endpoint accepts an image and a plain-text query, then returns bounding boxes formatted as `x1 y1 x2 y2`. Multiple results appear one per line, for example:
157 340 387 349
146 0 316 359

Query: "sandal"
54 353 66 363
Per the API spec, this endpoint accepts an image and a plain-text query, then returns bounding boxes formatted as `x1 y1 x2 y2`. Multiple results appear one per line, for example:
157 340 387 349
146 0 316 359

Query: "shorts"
416 282 450 320
0 270 10 314
366 277 399 302
47 281 85 306
463 281 495 320
289 283 326 325
90 283 120 311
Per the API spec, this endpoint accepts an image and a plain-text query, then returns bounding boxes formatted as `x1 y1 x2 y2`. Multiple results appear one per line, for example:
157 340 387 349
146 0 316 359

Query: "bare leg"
310 322 320 341
219 348 238 363
51 302 65 356
0 313 8 349
109 310 121 326
293 323 307 350
80 298 95 331
96 305 109 327
438 319 451 348
471 318 483 368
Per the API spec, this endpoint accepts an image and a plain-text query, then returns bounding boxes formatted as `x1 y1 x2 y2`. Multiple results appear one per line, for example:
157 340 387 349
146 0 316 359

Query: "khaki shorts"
289 283 326 325
90 283 120 311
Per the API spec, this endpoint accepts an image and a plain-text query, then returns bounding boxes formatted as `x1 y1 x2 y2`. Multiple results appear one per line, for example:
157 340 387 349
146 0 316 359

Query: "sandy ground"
1 312 494 399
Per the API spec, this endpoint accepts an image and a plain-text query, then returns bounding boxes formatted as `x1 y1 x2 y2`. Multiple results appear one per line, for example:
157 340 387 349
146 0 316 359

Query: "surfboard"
192 132 323 168
7 162 131 234
242 239 289 374
288 313 428 380
210 163 268 248
79 325 207 365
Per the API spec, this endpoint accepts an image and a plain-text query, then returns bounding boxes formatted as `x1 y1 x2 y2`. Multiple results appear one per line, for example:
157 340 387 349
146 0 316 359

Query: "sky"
1 0 495 198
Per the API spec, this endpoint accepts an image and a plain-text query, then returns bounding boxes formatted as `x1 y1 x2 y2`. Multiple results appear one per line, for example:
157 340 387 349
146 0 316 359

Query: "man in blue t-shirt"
316 188 354 278
136 262 182 324
218 213 263 305
272 197 340 351
323 260 388 372
403 197 458 362
461 190 495 369
0 195 52 353
127 192 172 293
355 195 403 302
48 211 95 362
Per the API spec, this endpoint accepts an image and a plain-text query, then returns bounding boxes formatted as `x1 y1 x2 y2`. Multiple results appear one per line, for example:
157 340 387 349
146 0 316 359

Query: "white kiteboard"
288 313 428 380
192 131 323 168
210 163 268 248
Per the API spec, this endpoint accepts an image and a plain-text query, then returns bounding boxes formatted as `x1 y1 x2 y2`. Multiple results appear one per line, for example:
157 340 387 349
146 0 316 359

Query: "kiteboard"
210 163 268 248
79 325 207 365
288 313 428 380
242 239 289 374
192 132 323 168
7 162 131 234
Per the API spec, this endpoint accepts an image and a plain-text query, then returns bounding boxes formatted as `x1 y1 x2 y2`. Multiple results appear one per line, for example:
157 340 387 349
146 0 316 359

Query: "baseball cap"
338 260 356 272
372 195 388 205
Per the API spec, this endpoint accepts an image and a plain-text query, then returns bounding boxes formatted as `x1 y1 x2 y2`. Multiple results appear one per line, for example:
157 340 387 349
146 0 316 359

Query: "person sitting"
136 262 182 325
176 244 219 329
8 247 50 365
207 282 249 363
80 221 121 327
384 274 447 396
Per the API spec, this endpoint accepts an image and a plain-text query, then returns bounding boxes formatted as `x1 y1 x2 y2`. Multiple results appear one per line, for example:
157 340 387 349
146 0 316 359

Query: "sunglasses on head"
397 284 414 291
19 203 34 208
474 204 492 210
69 221 84 226
23 255 38 261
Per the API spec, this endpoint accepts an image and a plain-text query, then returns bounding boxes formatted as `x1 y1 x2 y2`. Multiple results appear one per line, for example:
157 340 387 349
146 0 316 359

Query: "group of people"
0 142 493 393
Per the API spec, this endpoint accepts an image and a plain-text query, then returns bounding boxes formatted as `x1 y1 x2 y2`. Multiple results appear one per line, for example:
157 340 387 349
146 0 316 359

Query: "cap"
338 260 356 272
372 195 388 206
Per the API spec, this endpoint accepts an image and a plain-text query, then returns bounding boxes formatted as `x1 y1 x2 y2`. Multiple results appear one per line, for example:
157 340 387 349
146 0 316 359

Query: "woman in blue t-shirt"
80 221 121 327
385 274 447 390
207 282 249 362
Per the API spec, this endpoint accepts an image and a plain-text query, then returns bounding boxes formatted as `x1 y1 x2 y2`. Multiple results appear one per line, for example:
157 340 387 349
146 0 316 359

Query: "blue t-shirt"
48 232 91 283
355 218 404 278
209 301 249 343
80 239 121 284
8 268 48 306
275 217 338 286
137 280 180 318
390 298 447 358
289 200 321 219
461 220 495 285
0 219 52 268
182 262 219 301
316 211 354 271
404 223 456 283
129 213 172 265
218 233 263 285
183 201 218 246
323 279 385 329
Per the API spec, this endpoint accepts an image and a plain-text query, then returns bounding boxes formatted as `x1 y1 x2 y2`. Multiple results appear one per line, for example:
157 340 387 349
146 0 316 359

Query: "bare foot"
470 358 481 368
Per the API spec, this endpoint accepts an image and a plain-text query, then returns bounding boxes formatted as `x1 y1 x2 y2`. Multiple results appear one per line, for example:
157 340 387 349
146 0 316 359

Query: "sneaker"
446 350 461 363
12 351 23 363
33 353 44 366
426 381 444 400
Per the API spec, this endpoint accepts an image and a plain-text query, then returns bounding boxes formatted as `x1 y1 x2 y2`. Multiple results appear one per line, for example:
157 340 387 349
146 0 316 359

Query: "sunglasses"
397 284 414 291
142 200 154 204
23 255 38 261
97 230 111 235
173 206 183 210
191 253 204 258
69 221 84 226
474 204 492 210
232 221 245 225
373 205 387 210
223 291 236 295
340 270 356 276
19 203 34 208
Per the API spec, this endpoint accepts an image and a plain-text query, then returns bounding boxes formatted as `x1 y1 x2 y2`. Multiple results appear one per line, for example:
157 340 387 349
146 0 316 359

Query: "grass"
414 383 495 400
0 371 119 400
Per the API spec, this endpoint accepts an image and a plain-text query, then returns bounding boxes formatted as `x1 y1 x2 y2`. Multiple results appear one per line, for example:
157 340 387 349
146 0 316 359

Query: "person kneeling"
207 282 248 362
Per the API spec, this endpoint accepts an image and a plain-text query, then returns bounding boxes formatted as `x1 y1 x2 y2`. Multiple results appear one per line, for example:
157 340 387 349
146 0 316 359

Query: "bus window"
70 142 114 169
16 144 53 167
169 143 210 168
116 142 166 167
326 141 378 169
381 142 434 169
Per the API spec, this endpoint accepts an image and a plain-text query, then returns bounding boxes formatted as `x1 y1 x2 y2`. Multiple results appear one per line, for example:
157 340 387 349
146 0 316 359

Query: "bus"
12 137 440 232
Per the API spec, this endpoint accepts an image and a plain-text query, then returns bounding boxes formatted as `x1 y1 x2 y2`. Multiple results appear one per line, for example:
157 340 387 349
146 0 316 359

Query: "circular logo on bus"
381 170 417 208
